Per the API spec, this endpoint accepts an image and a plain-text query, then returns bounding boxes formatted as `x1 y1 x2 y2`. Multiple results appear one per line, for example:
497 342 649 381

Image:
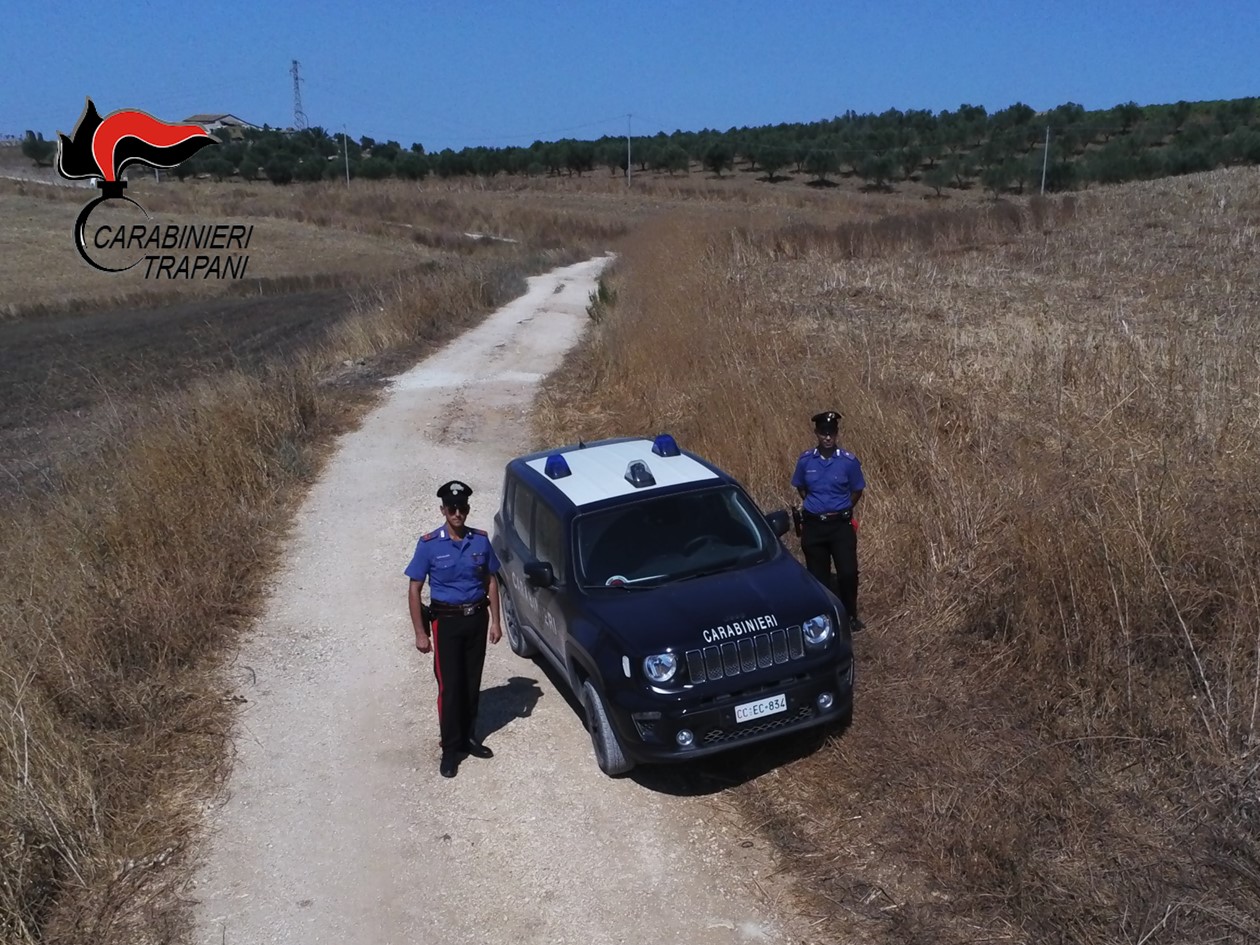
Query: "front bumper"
611 658 854 763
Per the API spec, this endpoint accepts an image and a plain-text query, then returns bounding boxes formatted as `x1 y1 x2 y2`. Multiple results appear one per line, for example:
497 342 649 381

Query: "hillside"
15 96 1260 200
534 166 1260 944
1 160 1257 943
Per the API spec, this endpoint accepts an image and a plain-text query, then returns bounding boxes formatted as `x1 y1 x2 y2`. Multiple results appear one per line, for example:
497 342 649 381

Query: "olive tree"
21 131 56 167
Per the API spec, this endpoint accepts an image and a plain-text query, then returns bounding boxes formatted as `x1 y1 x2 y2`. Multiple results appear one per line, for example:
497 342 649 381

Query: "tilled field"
0 288 357 493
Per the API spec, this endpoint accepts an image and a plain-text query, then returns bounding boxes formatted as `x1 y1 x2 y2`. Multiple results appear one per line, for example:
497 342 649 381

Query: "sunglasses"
445 503 470 515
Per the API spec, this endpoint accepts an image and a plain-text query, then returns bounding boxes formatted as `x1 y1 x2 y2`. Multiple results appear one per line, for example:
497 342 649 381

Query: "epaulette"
799 449 815 459
470 527 488 537
420 530 441 542
841 449 857 460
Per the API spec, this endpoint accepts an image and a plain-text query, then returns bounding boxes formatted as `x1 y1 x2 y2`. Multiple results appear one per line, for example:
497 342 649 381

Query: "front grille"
686 625 804 683
701 704 815 745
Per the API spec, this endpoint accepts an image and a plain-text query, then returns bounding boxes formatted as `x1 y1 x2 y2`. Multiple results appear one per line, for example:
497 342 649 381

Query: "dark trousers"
801 517 859 623
430 610 489 751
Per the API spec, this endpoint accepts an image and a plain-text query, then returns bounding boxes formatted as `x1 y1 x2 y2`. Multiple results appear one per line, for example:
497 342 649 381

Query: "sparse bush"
924 162 953 196
237 156 259 182
294 159 325 183
356 156 393 180
586 272 618 322
265 157 294 185
21 131 55 167
803 148 840 184
703 141 734 177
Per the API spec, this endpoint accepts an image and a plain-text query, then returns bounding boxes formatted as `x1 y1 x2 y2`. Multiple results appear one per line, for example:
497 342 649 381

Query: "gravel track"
192 256 799 945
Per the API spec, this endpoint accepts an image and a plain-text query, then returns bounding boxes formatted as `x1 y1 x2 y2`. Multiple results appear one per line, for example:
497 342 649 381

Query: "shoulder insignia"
469 527 488 537
799 449 815 459
421 530 440 542
842 450 857 460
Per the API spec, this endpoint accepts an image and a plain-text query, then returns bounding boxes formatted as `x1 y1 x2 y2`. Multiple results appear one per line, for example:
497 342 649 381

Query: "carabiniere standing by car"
405 480 503 779
792 411 866 632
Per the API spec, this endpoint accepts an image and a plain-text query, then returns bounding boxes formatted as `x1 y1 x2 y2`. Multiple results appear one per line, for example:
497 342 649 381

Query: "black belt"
428 599 488 617
801 509 852 523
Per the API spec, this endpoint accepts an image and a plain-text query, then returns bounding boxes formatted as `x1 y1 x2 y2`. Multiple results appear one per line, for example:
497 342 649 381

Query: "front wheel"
500 584 537 658
581 680 634 777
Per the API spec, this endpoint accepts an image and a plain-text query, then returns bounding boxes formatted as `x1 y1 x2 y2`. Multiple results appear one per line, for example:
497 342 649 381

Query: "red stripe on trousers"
431 618 443 726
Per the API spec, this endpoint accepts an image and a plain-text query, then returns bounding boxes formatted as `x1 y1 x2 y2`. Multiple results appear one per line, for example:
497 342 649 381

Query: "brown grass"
0 185 437 319
8 159 1256 943
0 221 585 940
534 169 1260 944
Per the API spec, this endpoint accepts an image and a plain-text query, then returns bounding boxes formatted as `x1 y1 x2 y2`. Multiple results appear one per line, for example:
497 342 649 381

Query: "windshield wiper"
674 564 738 583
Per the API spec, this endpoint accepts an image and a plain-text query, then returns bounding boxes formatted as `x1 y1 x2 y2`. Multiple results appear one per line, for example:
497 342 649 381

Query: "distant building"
184 114 257 137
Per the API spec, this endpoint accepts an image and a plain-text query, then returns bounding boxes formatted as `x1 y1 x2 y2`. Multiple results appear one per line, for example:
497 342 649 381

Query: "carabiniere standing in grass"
405 480 503 778
792 411 866 632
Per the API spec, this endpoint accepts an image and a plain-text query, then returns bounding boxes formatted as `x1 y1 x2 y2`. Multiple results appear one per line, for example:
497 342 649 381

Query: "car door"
506 483 564 656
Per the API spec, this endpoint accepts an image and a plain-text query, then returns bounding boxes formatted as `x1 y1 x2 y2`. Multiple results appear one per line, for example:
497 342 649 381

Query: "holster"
420 603 433 635
791 505 803 537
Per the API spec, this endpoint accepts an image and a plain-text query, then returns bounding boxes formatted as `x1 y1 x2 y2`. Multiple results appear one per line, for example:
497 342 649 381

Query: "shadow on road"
521 649 848 796
629 723 845 797
477 675 544 742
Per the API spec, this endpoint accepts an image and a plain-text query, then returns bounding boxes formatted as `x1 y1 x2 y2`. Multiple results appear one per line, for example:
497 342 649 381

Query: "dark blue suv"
492 435 854 776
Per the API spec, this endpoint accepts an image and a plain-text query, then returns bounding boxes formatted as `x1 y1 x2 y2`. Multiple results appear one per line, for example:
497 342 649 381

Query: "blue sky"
4 1 1257 151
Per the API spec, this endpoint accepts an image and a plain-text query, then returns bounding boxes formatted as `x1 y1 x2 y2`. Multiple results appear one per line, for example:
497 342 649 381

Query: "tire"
581 679 634 777
500 584 537 658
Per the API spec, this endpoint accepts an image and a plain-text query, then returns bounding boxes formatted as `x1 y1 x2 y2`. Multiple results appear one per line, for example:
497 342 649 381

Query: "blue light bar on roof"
651 433 680 457
544 453 572 479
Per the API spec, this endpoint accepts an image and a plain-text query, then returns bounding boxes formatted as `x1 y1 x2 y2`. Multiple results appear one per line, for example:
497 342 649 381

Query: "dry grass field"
3 161 1257 944
535 168 1260 944
0 183 434 317
0 178 625 941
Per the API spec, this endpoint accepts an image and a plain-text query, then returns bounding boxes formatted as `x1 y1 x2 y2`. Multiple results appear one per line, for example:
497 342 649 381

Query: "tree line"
19 96 1260 195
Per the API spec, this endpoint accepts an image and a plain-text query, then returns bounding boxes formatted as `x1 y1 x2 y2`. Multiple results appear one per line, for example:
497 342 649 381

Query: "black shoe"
849 616 866 633
439 753 459 778
463 741 494 759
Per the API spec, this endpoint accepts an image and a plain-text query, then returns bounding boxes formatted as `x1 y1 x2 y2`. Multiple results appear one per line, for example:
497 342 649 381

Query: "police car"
491 434 854 776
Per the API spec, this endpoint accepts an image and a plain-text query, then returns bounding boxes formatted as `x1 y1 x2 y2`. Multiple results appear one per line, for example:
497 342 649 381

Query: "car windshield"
576 486 775 588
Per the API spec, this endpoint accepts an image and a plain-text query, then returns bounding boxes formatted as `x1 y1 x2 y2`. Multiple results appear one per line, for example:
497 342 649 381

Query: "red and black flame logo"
57 98 219 271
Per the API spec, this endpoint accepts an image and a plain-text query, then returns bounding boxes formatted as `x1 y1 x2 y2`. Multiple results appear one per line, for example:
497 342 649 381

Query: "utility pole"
1040 124 1050 195
343 125 350 186
626 113 632 187
291 59 308 131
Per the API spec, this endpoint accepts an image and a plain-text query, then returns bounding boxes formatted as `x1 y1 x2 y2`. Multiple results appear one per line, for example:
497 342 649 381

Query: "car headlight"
803 613 833 646
643 652 678 683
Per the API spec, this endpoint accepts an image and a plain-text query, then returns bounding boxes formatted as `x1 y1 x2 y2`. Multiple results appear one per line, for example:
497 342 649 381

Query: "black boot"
439 752 459 778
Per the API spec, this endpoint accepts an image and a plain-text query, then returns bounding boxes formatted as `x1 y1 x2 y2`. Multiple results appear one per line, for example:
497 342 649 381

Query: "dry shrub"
0 246 572 942
534 172 1260 944
0 367 317 943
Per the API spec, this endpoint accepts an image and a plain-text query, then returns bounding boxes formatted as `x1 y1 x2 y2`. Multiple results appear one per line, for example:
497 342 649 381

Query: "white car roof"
525 439 719 507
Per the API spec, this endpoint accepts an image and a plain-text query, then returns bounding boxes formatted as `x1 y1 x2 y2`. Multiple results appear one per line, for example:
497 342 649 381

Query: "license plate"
734 693 787 723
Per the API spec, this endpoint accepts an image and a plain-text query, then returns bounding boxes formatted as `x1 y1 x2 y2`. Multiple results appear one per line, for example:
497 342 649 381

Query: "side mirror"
524 561 556 588
765 510 791 538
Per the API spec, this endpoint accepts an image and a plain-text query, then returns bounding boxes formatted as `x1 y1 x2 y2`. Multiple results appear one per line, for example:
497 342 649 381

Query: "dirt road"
192 257 798 945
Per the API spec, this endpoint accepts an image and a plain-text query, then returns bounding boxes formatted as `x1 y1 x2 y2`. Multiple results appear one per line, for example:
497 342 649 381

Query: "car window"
512 486 535 552
576 486 773 588
502 475 516 526
533 505 567 584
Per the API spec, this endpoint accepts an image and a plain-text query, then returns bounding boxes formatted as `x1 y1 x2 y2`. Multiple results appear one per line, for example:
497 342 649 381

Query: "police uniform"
791 411 866 629
404 480 501 775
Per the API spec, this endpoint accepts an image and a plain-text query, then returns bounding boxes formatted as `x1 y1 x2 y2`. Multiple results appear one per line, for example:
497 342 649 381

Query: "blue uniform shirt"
791 448 866 514
404 526 501 604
